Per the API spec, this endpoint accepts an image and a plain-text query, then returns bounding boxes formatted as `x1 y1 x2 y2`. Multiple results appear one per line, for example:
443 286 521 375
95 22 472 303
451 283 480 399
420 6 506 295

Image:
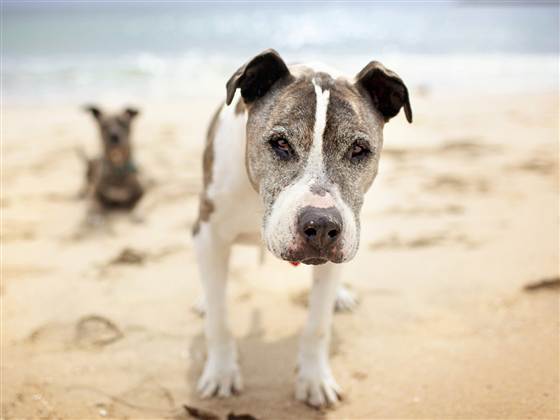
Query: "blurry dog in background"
80 105 144 217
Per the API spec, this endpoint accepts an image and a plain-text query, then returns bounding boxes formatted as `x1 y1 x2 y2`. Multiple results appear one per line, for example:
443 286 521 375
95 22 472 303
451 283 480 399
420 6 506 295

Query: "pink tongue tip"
289 261 300 267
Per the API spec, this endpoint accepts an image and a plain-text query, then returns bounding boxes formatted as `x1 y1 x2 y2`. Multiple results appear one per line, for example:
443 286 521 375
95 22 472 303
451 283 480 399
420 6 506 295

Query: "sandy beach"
1 91 558 419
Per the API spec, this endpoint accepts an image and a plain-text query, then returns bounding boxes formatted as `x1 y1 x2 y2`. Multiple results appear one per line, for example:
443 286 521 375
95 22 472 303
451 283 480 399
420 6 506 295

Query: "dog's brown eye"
349 141 371 162
269 136 294 161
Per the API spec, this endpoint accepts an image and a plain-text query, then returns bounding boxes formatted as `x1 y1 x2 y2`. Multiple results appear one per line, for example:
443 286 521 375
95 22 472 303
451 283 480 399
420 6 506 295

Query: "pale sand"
1 92 558 419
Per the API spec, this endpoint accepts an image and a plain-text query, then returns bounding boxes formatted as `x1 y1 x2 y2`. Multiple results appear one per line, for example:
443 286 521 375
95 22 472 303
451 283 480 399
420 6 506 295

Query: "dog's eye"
349 141 371 162
269 136 294 161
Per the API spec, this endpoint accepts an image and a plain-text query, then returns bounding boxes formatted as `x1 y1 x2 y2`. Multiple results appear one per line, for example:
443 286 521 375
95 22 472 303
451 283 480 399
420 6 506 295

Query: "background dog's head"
84 105 140 167
226 49 412 265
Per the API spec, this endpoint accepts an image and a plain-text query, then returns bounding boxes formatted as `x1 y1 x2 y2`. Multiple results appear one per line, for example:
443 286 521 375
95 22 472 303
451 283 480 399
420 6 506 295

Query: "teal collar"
123 160 138 174
103 158 138 175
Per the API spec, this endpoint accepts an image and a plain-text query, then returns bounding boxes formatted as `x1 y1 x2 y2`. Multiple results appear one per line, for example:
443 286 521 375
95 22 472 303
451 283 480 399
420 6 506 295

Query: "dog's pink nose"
298 206 342 251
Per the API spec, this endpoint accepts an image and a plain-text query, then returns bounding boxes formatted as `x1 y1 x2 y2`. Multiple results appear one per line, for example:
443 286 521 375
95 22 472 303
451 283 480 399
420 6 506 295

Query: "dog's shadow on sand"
185 309 334 419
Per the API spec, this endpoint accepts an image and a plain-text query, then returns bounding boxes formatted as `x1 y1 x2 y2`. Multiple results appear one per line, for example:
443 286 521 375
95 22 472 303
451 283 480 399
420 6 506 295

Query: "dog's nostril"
110 134 120 144
328 229 339 239
304 227 317 238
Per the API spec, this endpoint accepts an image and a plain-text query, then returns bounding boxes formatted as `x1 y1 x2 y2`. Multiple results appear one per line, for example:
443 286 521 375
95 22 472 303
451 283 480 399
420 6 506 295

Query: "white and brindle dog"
192 49 412 408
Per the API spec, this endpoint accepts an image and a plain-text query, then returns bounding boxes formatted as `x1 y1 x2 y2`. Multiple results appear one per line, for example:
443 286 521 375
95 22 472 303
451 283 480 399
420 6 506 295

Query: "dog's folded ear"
84 105 102 119
124 107 140 119
355 61 412 123
226 48 291 106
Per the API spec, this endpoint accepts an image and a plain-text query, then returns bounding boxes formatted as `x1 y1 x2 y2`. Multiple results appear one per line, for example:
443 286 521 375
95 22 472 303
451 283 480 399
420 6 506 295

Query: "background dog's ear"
355 61 412 123
226 48 290 106
123 107 140 120
84 105 102 119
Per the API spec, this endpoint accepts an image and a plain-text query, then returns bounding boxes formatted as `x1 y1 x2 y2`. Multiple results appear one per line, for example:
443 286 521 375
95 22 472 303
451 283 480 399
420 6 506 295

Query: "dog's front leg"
194 224 242 398
296 262 342 408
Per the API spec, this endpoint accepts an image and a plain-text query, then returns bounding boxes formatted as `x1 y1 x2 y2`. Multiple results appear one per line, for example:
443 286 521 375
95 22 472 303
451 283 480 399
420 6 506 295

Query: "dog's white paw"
334 285 358 312
295 359 342 408
197 347 242 398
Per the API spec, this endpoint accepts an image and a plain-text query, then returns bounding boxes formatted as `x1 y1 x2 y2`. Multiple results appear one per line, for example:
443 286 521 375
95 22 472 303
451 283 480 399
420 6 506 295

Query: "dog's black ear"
124 107 140 120
226 48 290 106
84 105 102 119
355 61 412 123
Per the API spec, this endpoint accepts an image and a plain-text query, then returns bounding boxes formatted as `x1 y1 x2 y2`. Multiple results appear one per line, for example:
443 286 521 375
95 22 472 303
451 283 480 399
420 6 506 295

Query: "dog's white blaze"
307 79 329 179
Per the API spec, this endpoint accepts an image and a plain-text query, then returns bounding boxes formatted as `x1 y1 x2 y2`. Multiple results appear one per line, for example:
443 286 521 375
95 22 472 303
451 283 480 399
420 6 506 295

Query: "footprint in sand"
74 315 124 348
383 139 498 162
370 231 477 251
382 204 464 217
26 315 124 350
510 157 557 177
437 138 500 158
424 175 490 194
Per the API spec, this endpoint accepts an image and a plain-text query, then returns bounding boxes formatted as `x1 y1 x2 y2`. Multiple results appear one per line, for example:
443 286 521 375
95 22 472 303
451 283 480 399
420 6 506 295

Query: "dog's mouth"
298 257 329 265
282 248 343 266
271 231 347 266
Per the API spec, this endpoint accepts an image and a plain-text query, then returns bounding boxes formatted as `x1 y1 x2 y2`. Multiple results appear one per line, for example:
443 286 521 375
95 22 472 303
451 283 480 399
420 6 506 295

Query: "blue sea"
2 1 558 104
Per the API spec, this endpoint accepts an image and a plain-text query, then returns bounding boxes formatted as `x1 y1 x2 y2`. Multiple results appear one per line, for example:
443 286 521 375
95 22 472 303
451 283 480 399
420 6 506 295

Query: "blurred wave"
2 1 558 104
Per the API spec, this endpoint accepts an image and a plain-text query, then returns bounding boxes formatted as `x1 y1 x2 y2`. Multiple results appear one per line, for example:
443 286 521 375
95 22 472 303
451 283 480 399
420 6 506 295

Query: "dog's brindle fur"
192 49 412 407
83 106 143 210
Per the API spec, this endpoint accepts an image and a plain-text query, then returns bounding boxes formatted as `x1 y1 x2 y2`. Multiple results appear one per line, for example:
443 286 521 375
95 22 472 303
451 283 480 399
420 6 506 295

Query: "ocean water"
2 1 558 104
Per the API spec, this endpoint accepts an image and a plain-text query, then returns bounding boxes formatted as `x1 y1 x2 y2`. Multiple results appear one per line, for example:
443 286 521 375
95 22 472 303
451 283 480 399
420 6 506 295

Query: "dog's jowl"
192 49 412 407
